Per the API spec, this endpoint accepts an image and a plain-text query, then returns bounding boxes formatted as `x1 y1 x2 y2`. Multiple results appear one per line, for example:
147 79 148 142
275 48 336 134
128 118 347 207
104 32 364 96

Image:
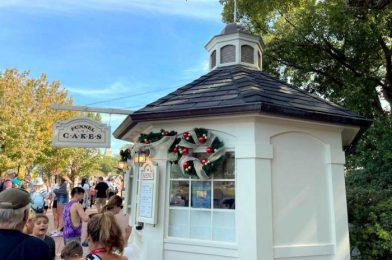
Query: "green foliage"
346 116 392 258
221 0 392 118
202 156 224 177
347 116 392 188
221 1 392 258
139 129 177 144
211 137 224 150
99 155 119 175
0 69 106 183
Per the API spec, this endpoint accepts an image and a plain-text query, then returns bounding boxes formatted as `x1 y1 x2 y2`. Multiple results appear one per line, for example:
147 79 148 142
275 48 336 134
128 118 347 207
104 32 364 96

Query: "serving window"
168 152 235 242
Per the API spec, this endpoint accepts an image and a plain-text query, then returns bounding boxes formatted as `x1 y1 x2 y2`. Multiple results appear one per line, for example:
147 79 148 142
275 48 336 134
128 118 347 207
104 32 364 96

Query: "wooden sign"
137 161 159 224
52 117 111 148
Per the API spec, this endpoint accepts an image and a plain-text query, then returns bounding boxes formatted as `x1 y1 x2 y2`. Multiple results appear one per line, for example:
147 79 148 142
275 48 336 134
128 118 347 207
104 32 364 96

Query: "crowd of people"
0 170 130 260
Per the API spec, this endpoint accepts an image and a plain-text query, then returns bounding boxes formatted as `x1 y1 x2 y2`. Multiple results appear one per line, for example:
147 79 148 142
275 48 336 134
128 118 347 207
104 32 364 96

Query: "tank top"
63 200 82 239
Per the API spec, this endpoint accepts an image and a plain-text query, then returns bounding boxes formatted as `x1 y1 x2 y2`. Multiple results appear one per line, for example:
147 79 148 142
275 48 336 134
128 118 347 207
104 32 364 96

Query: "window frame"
220 45 236 64
166 150 236 243
241 44 254 64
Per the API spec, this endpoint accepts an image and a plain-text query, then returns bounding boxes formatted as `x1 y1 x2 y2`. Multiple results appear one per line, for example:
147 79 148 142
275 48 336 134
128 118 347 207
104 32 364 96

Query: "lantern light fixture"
134 149 149 165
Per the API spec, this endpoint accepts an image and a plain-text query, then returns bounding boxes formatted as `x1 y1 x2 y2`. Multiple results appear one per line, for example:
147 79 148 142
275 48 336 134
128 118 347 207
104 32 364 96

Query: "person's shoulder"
24 236 52 259
25 235 46 244
23 235 50 249
44 235 55 243
71 200 82 208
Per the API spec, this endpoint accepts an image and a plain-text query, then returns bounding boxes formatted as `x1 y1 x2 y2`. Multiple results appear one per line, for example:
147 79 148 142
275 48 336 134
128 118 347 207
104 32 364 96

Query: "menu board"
137 161 159 224
139 182 154 218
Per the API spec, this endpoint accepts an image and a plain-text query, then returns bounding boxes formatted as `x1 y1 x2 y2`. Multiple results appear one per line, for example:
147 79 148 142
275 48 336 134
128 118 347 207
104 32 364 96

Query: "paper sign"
137 161 159 224
139 182 154 218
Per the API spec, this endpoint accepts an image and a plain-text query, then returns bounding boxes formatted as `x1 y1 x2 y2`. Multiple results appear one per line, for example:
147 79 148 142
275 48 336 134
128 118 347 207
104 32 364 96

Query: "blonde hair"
33 213 49 223
87 212 124 253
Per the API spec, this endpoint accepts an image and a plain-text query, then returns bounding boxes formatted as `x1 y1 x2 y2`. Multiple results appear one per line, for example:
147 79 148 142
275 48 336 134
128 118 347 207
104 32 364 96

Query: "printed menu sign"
139 183 154 218
137 161 159 224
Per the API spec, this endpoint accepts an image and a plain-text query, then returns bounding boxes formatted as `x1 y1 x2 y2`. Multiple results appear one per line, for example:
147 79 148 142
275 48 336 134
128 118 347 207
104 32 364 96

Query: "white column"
130 147 168 260
236 142 274 260
326 148 350 260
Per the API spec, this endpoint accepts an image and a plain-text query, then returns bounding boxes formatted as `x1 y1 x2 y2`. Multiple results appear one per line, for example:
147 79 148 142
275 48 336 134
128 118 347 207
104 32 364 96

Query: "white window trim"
165 150 237 245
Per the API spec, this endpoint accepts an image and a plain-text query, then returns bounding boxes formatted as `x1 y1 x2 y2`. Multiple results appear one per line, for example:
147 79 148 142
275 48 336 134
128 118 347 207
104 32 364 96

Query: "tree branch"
378 35 392 104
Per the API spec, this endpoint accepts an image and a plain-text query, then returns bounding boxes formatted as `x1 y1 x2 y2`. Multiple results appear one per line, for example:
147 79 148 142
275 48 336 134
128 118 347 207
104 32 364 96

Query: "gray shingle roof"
128 65 371 128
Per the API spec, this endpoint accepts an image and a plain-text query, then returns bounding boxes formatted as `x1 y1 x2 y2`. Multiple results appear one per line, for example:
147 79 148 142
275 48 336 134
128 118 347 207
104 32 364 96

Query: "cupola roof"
114 24 372 148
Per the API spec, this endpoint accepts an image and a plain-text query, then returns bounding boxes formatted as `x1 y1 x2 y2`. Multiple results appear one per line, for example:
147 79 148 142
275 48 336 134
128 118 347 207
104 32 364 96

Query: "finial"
234 0 238 23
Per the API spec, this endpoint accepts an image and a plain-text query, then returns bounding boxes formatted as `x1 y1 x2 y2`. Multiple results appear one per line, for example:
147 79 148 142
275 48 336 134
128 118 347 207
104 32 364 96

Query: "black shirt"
0 229 52 260
43 235 56 259
95 182 109 198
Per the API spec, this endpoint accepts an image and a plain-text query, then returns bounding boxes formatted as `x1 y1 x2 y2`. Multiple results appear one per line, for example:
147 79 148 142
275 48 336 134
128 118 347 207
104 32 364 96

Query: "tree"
0 69 74 175
346 116 392 258
220 0 392 258
99 155 120 175
221 0 391 117
0 69 105 186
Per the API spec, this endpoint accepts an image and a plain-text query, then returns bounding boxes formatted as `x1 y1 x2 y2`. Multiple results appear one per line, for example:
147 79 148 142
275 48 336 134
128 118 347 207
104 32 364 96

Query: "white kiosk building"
114 23 371 260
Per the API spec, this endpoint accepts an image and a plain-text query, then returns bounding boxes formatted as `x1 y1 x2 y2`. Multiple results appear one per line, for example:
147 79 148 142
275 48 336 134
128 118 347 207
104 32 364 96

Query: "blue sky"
0 0 225 154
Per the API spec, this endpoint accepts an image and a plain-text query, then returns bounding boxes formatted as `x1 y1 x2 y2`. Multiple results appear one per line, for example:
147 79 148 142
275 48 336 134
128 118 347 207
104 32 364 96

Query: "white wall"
124 115 352 260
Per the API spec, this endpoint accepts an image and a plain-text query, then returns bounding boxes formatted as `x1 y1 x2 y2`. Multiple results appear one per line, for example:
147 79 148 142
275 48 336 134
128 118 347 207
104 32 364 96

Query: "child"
31 178 47 214
61 241 84 260
31 214 56 259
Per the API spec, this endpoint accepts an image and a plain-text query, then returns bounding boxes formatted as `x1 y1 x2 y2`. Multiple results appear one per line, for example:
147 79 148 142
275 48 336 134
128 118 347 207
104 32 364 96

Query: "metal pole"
234 0 237 23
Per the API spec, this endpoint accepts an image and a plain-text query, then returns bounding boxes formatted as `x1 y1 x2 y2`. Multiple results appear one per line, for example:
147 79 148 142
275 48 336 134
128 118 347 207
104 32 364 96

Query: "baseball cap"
0 188 31 209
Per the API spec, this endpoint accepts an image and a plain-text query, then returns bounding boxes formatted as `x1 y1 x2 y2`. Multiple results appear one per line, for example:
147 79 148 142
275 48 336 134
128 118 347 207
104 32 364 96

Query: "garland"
119 148 132 161
137 128 225 179
139 129 177 144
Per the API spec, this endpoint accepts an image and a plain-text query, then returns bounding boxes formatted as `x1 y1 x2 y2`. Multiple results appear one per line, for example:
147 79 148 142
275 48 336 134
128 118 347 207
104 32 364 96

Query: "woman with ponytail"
86 212 127 260
101 195 131 243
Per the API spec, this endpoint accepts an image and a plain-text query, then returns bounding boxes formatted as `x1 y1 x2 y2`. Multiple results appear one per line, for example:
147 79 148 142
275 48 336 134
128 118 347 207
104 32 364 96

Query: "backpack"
31 191 45 213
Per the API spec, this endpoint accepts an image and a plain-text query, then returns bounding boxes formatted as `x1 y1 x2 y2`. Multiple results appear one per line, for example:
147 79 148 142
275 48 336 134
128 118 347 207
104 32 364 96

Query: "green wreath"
137 128 225 178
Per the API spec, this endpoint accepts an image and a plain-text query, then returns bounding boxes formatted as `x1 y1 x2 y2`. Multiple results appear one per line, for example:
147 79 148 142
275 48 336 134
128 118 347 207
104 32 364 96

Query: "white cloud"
66 81 133 98
180 57 209 81
0 0 222 20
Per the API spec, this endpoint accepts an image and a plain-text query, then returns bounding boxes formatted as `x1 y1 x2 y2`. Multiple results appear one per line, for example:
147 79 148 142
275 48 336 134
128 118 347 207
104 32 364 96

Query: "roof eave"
114 103 372 140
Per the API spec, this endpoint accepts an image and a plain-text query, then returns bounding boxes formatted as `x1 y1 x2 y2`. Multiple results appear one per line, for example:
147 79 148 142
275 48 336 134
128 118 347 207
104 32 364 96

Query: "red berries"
206 146 214 153
198 136 206 143
181 147 189 155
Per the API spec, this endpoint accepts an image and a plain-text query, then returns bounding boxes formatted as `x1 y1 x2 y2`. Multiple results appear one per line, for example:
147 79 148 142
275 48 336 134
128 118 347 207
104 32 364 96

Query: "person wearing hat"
0 188 52 260
7 169 21 188
31 177 48 214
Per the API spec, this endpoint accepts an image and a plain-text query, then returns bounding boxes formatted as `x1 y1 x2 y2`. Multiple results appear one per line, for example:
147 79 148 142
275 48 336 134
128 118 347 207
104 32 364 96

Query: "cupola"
205 23 264 71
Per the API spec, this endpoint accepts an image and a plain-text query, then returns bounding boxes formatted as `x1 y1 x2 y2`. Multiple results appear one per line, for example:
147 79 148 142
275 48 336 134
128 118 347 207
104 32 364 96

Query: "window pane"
169 209 189 238
190 210 211 240
170 163 187 179
191 181 211 209
213 211 235 242
170 181 189 207
213 181 235 209
214 152 235 179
